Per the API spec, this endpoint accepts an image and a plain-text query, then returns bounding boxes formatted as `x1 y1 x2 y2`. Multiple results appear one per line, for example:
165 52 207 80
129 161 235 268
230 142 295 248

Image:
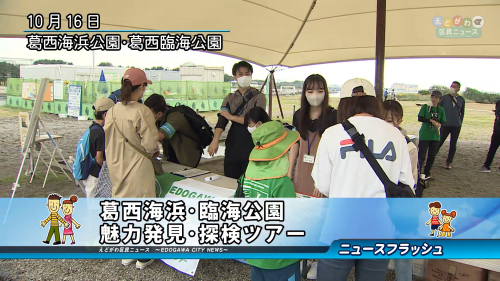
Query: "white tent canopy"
1 0 499 68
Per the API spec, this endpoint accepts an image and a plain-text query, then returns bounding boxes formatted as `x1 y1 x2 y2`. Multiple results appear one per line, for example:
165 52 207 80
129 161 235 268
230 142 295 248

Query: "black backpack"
167 104 214 151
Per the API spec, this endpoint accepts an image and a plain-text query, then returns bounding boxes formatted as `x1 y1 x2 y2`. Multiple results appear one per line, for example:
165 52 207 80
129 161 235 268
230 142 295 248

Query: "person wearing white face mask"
208 61 267 179
245 107 271 134
287 74 337 281
288 74 338 200
437 81 465 170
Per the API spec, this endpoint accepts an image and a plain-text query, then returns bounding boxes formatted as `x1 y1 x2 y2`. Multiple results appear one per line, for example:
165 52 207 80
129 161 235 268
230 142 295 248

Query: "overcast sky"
1 38 499 92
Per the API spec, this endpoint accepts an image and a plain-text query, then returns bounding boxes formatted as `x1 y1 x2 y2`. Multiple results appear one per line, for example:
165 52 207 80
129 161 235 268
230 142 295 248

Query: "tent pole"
259 75 269 93
268 71 274 118
375 0 387 102
272 74 284 119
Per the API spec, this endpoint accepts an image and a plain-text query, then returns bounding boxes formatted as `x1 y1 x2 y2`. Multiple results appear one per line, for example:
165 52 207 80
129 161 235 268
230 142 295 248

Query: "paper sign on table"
172 168 210 178
161 259 200 277
161 178 235 276
164 178 235 199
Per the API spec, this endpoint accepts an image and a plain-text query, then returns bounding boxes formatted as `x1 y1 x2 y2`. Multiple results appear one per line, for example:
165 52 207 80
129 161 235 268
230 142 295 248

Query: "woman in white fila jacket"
311 95 414 281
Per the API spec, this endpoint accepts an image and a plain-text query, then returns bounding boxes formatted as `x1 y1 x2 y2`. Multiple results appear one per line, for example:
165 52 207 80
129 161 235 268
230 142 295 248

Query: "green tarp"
155 173 185 198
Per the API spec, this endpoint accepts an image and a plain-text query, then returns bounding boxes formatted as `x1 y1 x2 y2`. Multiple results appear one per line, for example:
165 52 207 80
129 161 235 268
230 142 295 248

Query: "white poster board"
161 259 200 277
53 80 63 100
22 82 37 100
67 85 82 117
161 179 234 276
164 179 235 199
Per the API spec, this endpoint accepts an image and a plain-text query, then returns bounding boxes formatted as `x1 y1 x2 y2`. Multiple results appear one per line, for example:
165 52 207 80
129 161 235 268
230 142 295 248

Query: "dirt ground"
0 110 498 198
0 105 497 281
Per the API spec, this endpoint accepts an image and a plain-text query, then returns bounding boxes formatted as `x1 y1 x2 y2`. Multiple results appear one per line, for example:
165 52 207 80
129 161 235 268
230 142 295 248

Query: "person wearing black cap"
418 91 447 179
478 100 500 173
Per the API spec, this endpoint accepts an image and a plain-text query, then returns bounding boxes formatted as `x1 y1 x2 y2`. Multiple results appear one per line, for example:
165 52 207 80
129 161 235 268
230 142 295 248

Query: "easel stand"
11 78 76 198
259 70 284 119
30 118 73 185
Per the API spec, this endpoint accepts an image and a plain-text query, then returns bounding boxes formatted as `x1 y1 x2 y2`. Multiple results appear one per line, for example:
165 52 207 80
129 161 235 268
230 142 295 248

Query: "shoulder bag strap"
330 107 338 125
450 96 464 120
341 121 392 187
235 174 246 198
111 108 152 160
234 91 256 117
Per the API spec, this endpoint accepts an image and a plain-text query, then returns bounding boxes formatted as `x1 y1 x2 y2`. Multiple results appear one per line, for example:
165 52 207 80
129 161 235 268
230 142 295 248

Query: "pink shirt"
431 215 440 225
63 215 73 235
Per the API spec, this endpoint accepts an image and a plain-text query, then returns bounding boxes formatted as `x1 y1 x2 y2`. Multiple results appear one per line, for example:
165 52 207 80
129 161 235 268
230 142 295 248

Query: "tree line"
419 85 500 104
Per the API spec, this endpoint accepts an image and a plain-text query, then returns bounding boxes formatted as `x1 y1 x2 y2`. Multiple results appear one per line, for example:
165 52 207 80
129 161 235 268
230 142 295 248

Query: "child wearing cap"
82 97 114 197
418 91 447 179
239 120 301 281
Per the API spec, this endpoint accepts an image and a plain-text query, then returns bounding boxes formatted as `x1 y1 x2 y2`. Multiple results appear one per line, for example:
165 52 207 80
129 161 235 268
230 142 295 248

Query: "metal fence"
5 78 232 119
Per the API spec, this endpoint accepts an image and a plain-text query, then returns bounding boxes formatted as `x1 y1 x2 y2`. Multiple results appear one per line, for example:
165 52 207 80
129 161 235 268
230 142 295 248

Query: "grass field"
1 95 496 142
200 95 497 142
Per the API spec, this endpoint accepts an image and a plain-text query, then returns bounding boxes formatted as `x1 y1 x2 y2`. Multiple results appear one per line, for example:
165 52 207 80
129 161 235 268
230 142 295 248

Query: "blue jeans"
317 259 389 281
394 259 413 281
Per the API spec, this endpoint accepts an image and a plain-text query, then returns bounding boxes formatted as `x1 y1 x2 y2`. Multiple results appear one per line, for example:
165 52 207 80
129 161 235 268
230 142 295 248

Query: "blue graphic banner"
0 197 499 259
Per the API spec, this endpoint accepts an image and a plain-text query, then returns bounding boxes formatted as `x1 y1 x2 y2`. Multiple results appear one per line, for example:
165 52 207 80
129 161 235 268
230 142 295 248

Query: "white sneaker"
478 166 491 173
307 261 318 280
136 259 154 270
420 174 431 180
121 259 137 266
300 260 312 274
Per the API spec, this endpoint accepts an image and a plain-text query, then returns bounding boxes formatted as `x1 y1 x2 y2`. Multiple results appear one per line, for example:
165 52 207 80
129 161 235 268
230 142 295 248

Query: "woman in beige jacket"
104 68 159 199
104 68 159 269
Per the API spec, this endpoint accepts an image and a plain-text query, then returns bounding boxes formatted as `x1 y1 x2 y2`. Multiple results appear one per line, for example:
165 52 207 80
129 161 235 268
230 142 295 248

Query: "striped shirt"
43 212 65 227
431 215 440 225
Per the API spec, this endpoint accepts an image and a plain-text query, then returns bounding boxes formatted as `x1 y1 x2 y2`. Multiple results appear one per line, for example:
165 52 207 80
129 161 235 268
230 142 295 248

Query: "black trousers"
438 126 462 164
484 132 500 169
224 158 249 179
418 140 440 176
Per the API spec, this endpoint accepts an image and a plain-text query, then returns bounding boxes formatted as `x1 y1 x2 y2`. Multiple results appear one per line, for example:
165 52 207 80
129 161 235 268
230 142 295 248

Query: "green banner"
155 173 185 198
436 27 481 38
